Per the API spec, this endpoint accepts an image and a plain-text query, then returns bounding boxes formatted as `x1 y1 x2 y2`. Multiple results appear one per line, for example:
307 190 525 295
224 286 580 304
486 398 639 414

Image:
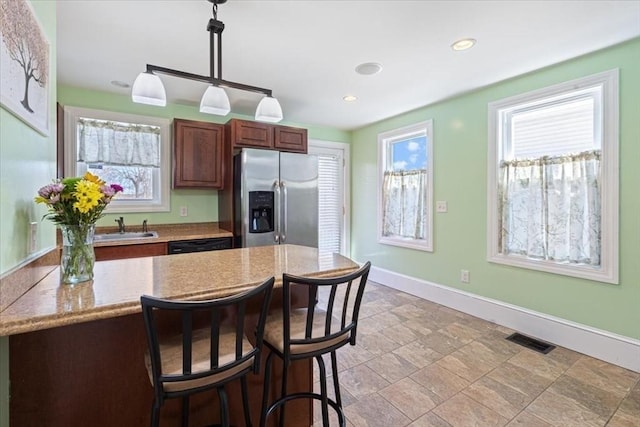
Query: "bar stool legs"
260 350 346 427
241 377 252 427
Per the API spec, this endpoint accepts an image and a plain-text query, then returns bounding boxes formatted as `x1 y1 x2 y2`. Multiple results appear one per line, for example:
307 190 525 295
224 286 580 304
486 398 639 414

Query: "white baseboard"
368 265 640 373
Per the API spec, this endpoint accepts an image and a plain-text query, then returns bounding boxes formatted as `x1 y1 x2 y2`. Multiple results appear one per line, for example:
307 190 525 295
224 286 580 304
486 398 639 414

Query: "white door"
309 140 350 256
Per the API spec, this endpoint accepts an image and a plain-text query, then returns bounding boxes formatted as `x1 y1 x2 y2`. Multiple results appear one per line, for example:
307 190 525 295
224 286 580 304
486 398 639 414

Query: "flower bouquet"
35 172 123 284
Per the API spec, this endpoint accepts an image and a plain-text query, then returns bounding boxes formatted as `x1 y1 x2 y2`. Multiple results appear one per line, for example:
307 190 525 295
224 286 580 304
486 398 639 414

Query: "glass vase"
60 224 96 285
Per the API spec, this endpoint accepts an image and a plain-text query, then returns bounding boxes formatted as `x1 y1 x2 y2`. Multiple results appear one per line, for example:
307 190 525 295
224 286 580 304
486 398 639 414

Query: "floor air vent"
506 333 555 354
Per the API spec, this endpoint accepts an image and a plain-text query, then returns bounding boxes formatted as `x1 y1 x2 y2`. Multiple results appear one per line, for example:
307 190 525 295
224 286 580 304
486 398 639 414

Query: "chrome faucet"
142 219 148 233
115 217 126 233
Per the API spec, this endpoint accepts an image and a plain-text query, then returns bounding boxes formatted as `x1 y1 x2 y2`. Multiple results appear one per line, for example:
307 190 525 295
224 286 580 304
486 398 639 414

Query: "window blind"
510 97 596 159
317 154 342 254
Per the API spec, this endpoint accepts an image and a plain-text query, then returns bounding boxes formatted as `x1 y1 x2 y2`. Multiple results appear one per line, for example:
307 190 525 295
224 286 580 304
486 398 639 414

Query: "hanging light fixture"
131 0 283 122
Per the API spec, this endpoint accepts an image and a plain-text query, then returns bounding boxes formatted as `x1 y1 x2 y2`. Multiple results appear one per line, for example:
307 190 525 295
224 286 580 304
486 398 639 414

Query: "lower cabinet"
94 243 167 261
167 237 232 254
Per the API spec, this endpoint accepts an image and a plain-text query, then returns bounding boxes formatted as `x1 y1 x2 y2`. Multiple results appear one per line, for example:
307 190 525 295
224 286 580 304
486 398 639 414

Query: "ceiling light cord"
210 0 224 81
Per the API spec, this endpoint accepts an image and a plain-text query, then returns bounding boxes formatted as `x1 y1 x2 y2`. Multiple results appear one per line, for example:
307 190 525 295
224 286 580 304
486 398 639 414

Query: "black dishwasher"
167 237 232 254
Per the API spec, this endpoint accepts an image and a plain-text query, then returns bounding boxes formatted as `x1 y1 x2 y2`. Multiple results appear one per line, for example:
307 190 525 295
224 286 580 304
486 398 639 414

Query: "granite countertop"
92 222 233 247
0 245 359 336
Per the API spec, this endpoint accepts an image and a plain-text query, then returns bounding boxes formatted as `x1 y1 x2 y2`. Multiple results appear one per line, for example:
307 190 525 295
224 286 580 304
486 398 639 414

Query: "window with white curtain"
64 106 171 213
487 69 619 283
377 120 433 251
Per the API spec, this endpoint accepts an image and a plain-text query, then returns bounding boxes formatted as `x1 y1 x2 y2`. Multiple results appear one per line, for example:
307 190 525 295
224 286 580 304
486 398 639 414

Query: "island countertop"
0 244 359 336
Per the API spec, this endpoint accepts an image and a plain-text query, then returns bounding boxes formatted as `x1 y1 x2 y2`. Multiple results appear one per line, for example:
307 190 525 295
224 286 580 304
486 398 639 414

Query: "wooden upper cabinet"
227 119 307 153
173 119 225 189
274 125 307 153
229 119 273 149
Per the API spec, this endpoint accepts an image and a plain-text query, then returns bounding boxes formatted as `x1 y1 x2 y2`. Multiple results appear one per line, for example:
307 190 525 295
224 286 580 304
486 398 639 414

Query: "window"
377 120 433 251
64 107 171 213
309 140 350 257
487 69 619 283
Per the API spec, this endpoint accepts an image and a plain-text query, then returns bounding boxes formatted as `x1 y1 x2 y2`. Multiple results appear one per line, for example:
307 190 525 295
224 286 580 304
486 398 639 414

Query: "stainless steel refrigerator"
233 148 318 248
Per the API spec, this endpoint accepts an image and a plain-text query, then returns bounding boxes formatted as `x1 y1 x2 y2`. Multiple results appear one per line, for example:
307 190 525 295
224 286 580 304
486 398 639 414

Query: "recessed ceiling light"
343 95 357 102
451 38 476 51
355 62 383 75
110 80 130 88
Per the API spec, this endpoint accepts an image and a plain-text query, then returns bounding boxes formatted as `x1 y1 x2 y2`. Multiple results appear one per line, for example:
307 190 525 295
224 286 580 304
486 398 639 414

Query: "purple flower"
110 184 124 193
38 183 64 198
100 185 116 198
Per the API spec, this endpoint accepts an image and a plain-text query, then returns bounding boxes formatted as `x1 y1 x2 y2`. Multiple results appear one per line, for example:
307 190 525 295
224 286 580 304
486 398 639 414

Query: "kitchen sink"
93 231 159 241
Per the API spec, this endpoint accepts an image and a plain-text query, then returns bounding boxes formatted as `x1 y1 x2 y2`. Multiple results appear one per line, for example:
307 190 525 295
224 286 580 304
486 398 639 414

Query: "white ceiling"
57 1 640 131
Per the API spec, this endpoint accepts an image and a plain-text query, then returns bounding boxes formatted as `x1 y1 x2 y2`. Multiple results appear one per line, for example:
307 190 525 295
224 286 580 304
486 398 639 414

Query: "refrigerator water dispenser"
249 191 274 233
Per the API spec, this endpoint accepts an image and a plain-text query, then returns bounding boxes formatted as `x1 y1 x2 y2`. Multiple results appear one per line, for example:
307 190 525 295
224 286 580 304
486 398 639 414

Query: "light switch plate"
29 222 38 253
436 201 448 213
461 269 470 283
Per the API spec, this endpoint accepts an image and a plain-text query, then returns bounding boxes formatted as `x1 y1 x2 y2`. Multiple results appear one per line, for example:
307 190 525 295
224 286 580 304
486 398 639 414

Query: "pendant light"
131 72 166 106
131 0 282 122
255 96 284 123
200 85 230 115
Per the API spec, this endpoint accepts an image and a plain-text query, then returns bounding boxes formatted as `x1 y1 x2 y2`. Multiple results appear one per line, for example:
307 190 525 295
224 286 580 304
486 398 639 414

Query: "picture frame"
0 0 50 136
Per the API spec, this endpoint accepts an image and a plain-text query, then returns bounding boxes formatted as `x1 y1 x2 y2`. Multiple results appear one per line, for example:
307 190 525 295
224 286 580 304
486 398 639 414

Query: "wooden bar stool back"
260 262 371 427
141 276 274 427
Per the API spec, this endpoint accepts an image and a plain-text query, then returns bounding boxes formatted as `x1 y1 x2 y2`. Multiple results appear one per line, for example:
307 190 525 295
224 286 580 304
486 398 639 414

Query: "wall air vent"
506 332 555 354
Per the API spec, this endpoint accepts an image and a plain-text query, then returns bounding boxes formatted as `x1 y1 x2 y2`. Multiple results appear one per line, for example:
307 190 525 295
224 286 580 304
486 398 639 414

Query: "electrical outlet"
179 206 188 217
436 201 448 213
460 269 470 283
29 222 38 253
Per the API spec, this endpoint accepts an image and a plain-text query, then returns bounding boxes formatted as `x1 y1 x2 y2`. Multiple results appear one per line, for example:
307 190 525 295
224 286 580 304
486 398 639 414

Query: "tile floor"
310 281 640 427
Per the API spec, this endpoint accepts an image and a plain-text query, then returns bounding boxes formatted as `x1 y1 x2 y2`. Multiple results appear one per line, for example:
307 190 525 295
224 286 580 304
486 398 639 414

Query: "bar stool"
140 277 274 427
260 262 371 427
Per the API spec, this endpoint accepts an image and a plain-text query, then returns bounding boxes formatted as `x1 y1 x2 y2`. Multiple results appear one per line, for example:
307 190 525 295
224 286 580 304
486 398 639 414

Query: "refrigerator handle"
274 180 280 243
281 181 287 243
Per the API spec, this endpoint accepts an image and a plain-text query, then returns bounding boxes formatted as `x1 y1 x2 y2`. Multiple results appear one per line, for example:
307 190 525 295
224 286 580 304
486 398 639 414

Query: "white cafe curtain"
382 169 427 240
78 118 161 167
499 150 601 266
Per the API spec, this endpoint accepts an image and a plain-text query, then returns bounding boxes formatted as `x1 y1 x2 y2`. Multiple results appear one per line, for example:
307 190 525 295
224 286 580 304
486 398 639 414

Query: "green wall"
0 3 57 273
0 2 57 424
57 85 351 229
351 38 640 340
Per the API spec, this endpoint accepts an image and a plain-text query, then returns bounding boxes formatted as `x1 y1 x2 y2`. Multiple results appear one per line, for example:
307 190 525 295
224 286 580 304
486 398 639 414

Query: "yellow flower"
83 171 105 186
72 180 102 213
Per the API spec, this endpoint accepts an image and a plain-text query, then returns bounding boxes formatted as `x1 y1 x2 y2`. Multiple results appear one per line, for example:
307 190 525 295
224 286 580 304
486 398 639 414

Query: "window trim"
377 119 434 252
64 106 171 213
487 69 619 284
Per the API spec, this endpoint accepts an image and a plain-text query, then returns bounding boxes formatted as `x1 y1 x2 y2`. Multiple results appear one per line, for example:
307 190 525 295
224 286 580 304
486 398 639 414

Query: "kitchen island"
0 244 359 426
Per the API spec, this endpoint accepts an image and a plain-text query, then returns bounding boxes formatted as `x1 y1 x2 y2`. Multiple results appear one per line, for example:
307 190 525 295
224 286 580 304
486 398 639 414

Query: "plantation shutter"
317 153 342 254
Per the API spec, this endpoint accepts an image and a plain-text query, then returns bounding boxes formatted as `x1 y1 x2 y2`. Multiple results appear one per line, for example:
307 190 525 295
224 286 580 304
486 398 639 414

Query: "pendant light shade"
200 85 230 116
255 96 283 123
131 72 166 106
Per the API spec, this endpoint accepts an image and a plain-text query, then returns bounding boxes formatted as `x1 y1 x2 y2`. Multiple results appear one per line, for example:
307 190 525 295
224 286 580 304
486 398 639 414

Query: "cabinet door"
94 243 167 261
274 125 308 153
230 119 273 149
174 119 224 189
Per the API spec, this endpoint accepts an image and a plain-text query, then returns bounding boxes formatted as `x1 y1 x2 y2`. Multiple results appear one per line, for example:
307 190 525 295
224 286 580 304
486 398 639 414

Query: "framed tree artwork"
0 0 50 135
